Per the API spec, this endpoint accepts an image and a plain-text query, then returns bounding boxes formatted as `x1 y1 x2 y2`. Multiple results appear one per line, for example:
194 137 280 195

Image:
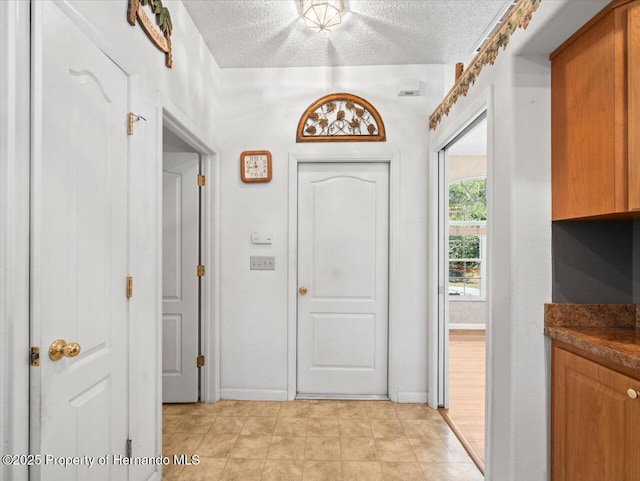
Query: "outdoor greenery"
449 178 486 297
449 178 486 222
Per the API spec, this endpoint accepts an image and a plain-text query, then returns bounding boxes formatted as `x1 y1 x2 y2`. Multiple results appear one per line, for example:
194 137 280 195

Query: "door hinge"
126 439 132 458
197 354 205 368
438 285 444 295
197 265 205 277
197 174 206 187
126 276 133 298
30 347 40 367
127 112 146 135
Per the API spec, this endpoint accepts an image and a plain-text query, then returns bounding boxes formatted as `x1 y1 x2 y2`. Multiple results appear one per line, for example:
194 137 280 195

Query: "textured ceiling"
182 0 513 68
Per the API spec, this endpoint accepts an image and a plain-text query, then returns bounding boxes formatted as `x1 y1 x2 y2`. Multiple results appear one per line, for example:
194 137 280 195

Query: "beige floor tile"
370 419 404 439
304 436 341 460
164 433 205 456
380 462 425 481
447 445 474 463
375 438 417 462
275 417 308 436
393 404 431 420
161 401 468 481
174 414 218 434
196 434 238 458
162 463 185 480
177 457 227 481
261 460 304 481
242 416 278 436
190 402 227 415
307 418 340 437
231 435 273 459
268 436 307 460
337 404 368 419
302 460 343 481
409 438 456 463
343 461 384 481
458 463 484 481
401 420 439 439
220 458 265 481
163 415 182 434
340 437 377 461
221 401 254 417
209 416 247 435
365 402 398 419
279 401 309 418
339 418 372 437
251 402 282 417
308 401 338 418
419 462 471 481
163 403 196 415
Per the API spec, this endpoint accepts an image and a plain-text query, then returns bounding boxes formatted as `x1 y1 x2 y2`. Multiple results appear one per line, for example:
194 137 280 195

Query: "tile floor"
162 400 483 481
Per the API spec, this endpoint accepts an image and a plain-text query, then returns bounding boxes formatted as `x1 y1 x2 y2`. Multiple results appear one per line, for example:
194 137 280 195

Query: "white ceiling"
182 0 513 68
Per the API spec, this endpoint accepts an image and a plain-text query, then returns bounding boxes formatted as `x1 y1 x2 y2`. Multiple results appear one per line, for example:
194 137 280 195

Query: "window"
449 178 486 299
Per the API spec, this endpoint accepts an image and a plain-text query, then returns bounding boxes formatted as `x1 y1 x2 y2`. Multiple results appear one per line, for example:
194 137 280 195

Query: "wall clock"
241 150 272 183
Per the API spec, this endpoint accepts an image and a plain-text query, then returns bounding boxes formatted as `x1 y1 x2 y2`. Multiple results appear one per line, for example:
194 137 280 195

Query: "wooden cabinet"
551 342 640 481
551 0 640 220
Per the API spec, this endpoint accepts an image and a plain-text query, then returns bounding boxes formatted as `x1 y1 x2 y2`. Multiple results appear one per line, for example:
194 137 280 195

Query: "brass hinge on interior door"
127 113 146 135
197 174 206 187
197 355 205 368
197 265 205 277
126 276 133 298
30 347 40 367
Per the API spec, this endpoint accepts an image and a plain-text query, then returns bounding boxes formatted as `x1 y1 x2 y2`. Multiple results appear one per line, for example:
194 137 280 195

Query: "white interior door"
162 154 200 402
297 162 389 396
31 1 129 478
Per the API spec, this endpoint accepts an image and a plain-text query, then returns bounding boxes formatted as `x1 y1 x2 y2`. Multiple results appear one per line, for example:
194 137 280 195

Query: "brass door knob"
298 285 308 295
49 339 82 361
628 388 639 399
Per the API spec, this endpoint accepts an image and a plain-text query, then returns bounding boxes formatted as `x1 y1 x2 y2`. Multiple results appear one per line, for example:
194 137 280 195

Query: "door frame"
287 153 401 401
428 86 495 472
158 97 221 403
0 2 30 479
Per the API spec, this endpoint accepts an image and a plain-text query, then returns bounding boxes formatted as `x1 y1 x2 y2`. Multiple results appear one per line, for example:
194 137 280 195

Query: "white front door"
31 2 129 478
162 154 200 402
297 163 389 396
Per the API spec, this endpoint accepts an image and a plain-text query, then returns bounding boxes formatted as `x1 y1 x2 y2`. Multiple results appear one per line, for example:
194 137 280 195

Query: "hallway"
162 400 483 480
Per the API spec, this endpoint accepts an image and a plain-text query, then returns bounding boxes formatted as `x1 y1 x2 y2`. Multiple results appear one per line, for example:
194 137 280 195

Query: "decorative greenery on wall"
429 0 542 130
127 0 173 68
297 93 386 142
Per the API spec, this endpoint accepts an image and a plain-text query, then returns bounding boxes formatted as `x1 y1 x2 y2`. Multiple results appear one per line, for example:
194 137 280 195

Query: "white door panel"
32 2 129 478
162 156 199 402
297 163 389 396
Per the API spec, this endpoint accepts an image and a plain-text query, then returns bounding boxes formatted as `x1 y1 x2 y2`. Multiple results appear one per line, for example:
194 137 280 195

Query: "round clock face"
241 151 272 182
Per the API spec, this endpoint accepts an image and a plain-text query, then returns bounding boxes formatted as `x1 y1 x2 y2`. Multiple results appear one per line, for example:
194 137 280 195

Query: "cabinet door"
551 10 619 220
552 346 640 481
628 2 640 211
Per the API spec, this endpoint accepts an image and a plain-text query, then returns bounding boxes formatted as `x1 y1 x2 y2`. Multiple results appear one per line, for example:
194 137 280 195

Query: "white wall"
1 1 221 480
431 1 608 480
218 64 444 401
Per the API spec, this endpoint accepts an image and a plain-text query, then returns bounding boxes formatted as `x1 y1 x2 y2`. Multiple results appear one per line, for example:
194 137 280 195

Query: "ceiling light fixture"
301 0 343 32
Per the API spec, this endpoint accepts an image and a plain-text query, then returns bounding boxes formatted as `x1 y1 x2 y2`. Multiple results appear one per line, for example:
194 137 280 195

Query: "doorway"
162 125 203 403
296 162 390 398
437 114 488 470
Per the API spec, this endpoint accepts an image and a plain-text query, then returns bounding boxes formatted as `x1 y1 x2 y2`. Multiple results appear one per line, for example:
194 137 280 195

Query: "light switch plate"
250 256 275 270
251 229 273 244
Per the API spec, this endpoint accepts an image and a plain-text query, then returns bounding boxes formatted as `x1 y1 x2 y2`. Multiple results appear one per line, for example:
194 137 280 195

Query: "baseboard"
397 391 429 403
220 388 289 401
449 323 486 330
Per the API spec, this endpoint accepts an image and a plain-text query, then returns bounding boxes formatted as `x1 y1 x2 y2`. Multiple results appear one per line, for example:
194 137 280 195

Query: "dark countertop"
545 325 640 371
544 303 640 372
